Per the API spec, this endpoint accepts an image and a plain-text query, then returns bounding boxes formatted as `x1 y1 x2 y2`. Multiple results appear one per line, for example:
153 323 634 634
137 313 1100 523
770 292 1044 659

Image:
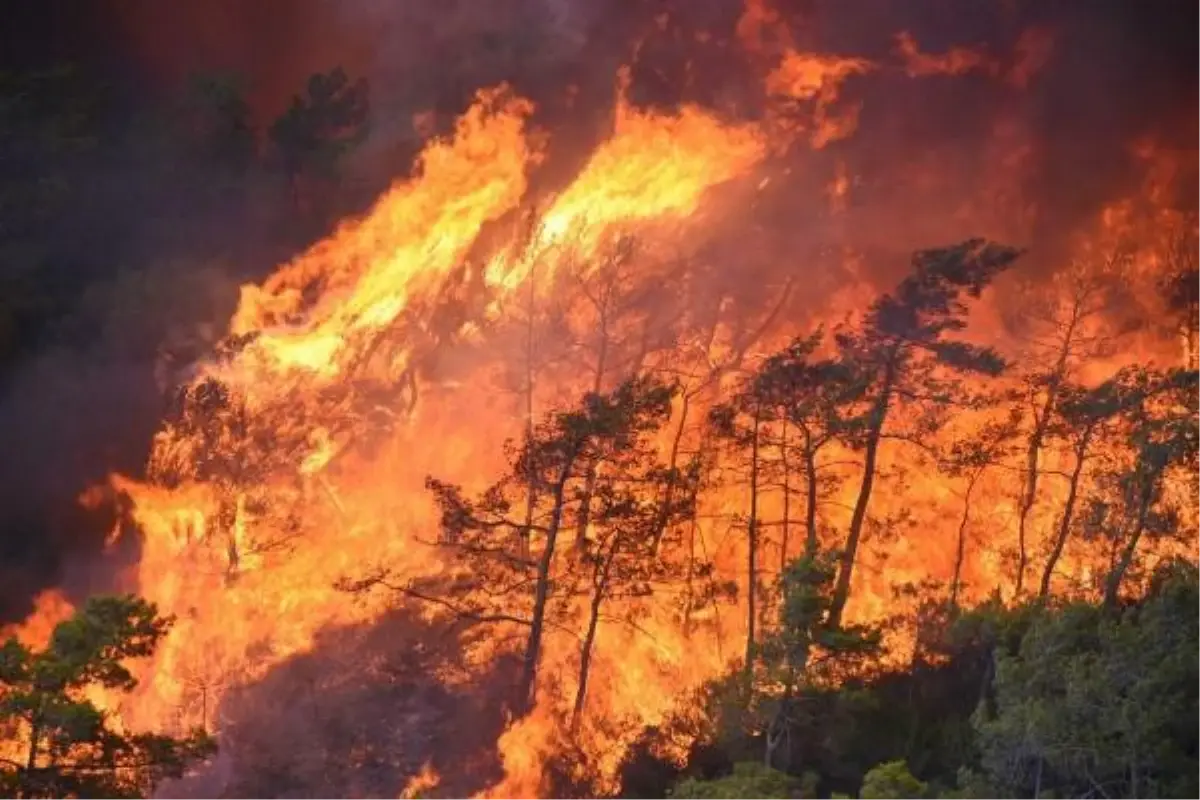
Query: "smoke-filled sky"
0 0 1195 622
9 1 1196 127
9 0 1196 249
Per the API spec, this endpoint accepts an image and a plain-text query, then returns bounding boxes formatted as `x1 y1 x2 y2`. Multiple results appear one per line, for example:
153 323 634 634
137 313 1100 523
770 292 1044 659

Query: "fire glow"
5 2 1195 798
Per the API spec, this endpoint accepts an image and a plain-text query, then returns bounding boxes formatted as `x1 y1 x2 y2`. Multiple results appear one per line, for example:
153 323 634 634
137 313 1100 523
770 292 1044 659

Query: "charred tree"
1094 368 1198 607
826 240 1021 628
1158 217 1199 368
569 453 697 729
425 374 677 716
938 420 1014 609
1012 263 1114 597
1036 384 1108 600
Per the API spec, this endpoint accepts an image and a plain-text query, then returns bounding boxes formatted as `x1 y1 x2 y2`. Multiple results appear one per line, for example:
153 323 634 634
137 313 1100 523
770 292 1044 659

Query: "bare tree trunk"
520 267 538 561
682 427 712 636
26 715 41 772
1014 397 1054 599
1038 428 1093 599
651 390 692 553
519 459 576 713
683 511 698 635
829 359 896 629
744 401 763 679
572 334 609 547
779 421 791 574
1104 466 1162 609
572 542 616 730
950 472 979 609
1016 309 1081 597
802 431 819 558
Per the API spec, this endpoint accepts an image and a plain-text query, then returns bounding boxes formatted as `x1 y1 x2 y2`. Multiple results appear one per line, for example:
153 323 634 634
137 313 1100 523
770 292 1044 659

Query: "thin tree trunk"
26 716 41 771
745 401 763 679
572 339 609 547
572 543 616 730
1104 465 1162 608
683 428 711 636
519 458 576 713
1016 315 1078 597
651 390 692 553
803 431 819 558
1038 427 1093 599
950 472 979 609
683 511 698 635
520 266 538 561
779 420 791 574
1015 398 1052 598
829 360 896 629
764 683 792 771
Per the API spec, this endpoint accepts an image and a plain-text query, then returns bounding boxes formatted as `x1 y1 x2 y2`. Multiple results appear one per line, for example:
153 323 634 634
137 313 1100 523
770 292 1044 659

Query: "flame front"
106 71 790 795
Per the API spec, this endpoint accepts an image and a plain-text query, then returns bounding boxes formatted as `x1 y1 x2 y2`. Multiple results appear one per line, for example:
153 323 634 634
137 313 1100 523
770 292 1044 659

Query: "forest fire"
0 589 74 650
1 1 1196 798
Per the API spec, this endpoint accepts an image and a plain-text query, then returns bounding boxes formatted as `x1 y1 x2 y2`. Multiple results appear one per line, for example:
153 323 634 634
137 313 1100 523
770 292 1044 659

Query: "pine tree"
425 374 680 714
0 595 214 798
827 239 1021 627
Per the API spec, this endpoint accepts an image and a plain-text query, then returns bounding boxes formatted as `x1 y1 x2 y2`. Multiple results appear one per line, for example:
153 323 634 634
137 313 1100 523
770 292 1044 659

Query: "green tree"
0 595 214 798
672 761 798 799
757 552 881 772
859 759 929 799
975 561 1199 799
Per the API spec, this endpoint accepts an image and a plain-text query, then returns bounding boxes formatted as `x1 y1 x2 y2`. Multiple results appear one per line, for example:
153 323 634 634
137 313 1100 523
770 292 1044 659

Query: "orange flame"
1 589 74 650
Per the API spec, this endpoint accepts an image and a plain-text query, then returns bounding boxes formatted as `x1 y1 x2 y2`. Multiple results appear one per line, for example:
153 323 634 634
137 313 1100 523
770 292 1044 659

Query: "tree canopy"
0 595 214 799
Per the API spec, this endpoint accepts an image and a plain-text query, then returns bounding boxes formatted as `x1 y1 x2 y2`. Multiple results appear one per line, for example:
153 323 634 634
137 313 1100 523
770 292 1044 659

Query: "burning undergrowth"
159 602 516 799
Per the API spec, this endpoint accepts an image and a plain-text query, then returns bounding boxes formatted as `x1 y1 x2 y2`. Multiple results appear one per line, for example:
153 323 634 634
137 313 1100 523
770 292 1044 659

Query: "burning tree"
937 417 1018 609
709 327 864 678
24 4 1191 793
1033 367 1166 599
1157 216 1199 369
424 374 701 722
1089 368 1199 607
1009 259 1123 598
825 238 1022 627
